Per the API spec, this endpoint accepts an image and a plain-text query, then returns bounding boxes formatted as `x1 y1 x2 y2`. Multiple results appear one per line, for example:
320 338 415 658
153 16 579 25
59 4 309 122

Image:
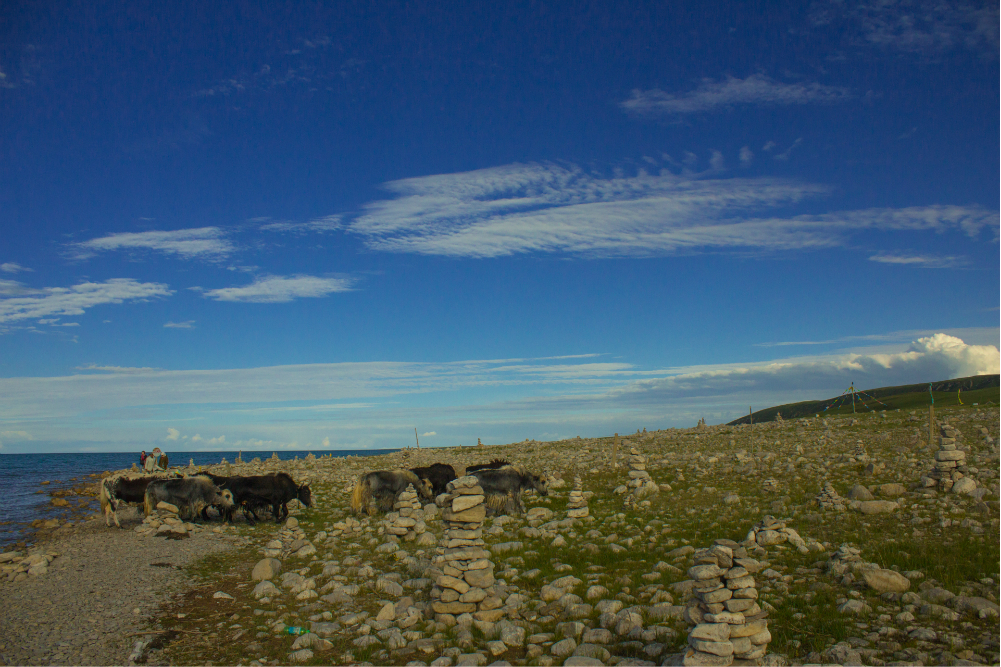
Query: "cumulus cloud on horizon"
601 334 999 407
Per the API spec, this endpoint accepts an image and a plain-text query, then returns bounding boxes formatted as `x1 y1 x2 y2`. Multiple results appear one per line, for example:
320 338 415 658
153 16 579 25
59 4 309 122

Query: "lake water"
0 449 396 549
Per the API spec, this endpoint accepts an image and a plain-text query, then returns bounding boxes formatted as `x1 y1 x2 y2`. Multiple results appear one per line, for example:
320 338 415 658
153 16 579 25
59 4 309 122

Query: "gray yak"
470 464 548 515
350 470 433 515
143 477 235 521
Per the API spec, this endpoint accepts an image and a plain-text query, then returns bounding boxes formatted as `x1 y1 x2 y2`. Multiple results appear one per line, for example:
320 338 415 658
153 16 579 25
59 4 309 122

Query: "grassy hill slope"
727 374 1000 425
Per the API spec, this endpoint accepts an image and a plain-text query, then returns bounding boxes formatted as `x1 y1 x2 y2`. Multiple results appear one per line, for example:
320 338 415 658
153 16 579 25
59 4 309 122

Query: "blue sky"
1 0 998 453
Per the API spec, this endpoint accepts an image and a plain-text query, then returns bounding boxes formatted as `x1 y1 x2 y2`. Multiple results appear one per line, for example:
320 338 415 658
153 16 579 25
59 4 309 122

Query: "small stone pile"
566 476 589 518
682 543 770 665
263 517 316 559
134 501 198 538
624 447 659 506
814 482 847 511
384 484 431 544
922 422 976 494
745 515 809 553
762 478 780 493
430 476 501 623
1 549 58 582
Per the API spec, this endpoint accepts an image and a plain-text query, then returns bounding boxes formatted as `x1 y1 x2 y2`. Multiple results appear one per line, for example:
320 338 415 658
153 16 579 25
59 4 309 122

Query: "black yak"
410 463 457 496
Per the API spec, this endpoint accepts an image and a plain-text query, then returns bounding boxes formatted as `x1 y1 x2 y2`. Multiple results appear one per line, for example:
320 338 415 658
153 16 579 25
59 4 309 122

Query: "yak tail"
349 475 370 514
99 480 110 515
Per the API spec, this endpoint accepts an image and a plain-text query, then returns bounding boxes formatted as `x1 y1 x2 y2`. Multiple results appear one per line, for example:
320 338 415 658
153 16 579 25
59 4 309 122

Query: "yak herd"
349 459 548 515
97 457 548 530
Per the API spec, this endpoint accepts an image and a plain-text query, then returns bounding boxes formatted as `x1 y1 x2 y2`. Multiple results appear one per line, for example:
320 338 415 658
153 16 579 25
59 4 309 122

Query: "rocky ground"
0 402 998 666
0 508 247 666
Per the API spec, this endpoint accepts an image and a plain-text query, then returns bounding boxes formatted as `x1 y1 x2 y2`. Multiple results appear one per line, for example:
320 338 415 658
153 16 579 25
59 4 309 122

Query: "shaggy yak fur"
196 472 311 524
99 472 180 528
409 463 457 496
465 458 511 474
143 477 234 521
471 464 548 515
350 470 434 515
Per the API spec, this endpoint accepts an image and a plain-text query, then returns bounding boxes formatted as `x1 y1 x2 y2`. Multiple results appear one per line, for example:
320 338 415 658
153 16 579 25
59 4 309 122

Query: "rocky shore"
1 403 998 666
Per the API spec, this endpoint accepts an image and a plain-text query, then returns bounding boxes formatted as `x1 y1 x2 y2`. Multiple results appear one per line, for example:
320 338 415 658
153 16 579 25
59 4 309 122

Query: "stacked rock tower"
923 422 970 492
624 446 659 506
683 543 770 666
384 484 429 543
566 476 589 519
430 476 501 622
814 482 848 511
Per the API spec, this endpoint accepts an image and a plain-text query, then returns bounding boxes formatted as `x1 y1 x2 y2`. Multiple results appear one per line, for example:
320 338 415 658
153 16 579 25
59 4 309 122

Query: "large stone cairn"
384 484 430 543
430 476 501 622
683 544 770 665
922 422 973 493
814 482 847 511
624 447 659 506
566 476 589 518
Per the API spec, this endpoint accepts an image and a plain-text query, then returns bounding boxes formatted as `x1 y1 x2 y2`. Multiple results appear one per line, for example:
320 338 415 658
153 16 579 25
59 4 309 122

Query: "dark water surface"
0 449 395 549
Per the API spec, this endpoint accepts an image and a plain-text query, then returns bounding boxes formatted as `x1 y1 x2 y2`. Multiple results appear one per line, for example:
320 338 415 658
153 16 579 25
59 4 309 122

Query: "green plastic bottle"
285 626 307 636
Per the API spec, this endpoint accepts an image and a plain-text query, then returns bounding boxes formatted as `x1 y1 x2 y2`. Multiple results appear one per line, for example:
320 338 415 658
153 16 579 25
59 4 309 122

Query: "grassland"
144 400 999 666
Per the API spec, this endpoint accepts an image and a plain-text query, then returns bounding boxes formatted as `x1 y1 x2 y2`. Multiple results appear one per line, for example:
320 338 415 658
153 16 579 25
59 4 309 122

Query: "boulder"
252 558 282 581
857 500 897 515
863 568 910 593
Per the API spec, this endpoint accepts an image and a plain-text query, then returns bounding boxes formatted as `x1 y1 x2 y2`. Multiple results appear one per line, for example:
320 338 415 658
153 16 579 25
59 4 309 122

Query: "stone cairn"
922 422 969 493
624 447 659 507
746 515 809 553
851 440 867 460
384 484 431 544
814 482 847 511
683 543 770 666
430 476 501 623
761 478 780 493
566 476 589 519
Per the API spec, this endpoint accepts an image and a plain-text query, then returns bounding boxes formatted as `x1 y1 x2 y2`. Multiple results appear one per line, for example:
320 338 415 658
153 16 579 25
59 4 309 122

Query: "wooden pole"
415 428 420 449
928 405 935 449
612 433 619 467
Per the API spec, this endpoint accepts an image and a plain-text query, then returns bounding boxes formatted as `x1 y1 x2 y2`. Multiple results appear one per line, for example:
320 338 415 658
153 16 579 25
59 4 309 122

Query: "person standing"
140 450 148 467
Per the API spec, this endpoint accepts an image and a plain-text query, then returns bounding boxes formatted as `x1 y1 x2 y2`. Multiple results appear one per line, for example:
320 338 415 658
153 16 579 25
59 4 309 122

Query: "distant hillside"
727 374 1000 425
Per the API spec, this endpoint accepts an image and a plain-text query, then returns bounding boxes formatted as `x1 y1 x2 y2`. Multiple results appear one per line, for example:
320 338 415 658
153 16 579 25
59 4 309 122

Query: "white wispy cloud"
164 320 196 329
258 215 342 234
345 162 998 258
739 146 753 166
3 334 996 452
421 431 437 437
814 0 999 56
0 278 173 326
1 262 32 273
0 280 44 297
869 253 968 268
620 74 851 116
75 364 160 373
201 275 355 303
74 227 234 260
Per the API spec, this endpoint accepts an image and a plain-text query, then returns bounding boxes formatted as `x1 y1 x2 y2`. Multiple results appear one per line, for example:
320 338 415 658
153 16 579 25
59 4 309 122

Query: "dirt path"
0 508 244 666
